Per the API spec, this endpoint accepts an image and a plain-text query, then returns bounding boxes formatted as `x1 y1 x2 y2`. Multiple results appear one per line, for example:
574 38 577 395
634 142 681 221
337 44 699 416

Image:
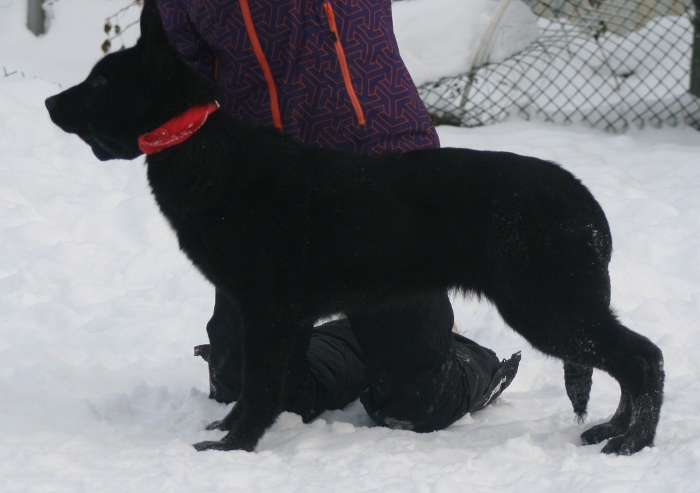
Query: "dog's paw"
205 419 228 431
580 421 626 445
600 434 653 455
193 440 238 452
582 423 654 455
193 440 222 451
193 437 256 452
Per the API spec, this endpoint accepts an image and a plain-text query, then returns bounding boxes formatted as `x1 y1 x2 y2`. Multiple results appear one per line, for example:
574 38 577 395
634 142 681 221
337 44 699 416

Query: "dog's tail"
564 361 593 423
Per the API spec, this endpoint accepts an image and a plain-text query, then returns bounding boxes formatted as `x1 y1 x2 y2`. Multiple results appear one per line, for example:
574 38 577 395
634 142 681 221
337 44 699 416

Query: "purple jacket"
157 0 439 155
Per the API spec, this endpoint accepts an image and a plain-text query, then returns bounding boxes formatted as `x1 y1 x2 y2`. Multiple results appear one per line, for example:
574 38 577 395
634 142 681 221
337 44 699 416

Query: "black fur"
45 0 664 454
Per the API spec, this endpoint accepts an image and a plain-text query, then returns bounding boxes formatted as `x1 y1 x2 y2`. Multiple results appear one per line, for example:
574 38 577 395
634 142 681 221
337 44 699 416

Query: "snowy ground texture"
2 0 700 491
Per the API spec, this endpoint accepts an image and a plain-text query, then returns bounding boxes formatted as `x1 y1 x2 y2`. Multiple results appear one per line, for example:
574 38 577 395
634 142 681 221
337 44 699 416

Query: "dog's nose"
45 96 58 111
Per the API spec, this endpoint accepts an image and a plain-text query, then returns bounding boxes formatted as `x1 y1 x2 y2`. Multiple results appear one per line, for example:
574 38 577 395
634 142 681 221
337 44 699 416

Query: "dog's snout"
45 96 58 112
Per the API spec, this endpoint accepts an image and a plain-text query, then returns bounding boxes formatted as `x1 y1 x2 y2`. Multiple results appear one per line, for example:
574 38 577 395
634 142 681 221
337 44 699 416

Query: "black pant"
204 291 366 417
204 289 500 431
348 293 500 432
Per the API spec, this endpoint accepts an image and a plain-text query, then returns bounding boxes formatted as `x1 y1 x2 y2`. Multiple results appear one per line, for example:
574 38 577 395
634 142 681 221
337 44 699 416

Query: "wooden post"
27 0 46 36
691 0 700 97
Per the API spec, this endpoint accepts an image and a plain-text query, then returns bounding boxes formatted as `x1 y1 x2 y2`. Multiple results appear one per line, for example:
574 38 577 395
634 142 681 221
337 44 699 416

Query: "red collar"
138 101 219 155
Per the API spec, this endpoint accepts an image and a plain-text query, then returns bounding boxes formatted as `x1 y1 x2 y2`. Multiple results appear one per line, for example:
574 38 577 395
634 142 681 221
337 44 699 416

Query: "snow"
392 0 540 86
1 0 700 491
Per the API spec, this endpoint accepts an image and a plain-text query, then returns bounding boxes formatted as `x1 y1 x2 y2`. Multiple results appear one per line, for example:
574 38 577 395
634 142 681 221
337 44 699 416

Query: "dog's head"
45 0 220 161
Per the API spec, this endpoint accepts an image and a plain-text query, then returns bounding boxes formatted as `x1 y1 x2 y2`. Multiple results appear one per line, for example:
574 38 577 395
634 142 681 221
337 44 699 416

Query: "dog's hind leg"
581 316 663 455
564 361 593 423
572 315 664 454
496 301 664 455
194 303 313 452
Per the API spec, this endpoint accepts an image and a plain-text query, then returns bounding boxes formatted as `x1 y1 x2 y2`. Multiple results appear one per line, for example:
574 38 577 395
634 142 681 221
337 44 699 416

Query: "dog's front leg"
194 304 311 452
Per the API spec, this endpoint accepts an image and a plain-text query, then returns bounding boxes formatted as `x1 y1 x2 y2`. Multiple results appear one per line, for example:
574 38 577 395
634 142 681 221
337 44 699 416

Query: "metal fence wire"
418 0 700 131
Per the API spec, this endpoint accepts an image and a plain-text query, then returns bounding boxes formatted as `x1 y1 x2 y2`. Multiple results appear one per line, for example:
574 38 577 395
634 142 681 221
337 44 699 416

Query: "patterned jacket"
156 0 439 155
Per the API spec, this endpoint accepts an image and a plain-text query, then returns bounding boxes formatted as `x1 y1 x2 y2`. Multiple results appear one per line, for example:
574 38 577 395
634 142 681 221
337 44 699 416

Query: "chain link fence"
419 0 700 131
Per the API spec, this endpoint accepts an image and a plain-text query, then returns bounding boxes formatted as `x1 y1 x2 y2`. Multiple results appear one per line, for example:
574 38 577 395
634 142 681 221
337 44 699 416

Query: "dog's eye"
90 76 108 89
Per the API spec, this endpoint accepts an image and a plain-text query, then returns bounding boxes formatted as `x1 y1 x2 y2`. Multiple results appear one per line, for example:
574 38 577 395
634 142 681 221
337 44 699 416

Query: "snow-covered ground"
1 1 700 491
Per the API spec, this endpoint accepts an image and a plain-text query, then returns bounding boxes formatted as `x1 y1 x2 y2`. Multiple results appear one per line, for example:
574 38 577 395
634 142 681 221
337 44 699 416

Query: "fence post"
27 0 46 36
691 0 700 97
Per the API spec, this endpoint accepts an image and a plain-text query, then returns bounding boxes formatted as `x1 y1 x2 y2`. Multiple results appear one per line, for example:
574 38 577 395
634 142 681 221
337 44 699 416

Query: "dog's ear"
138 0 180 80
139 0 160 40
137 0 221 107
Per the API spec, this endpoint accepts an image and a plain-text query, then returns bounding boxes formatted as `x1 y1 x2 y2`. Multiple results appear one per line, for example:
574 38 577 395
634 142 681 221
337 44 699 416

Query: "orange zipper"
239 0 284 132
323 1 367 126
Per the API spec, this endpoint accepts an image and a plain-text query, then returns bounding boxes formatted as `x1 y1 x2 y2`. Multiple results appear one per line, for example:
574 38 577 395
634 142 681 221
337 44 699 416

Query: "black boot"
199 290 243 404
471 350 521 412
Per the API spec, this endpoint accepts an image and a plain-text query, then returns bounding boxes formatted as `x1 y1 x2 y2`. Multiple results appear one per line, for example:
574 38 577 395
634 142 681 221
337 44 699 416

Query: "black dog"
45 0 663 455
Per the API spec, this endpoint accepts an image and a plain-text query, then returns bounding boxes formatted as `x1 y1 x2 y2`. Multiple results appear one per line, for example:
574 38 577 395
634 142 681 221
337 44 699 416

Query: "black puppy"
45 0 663 455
